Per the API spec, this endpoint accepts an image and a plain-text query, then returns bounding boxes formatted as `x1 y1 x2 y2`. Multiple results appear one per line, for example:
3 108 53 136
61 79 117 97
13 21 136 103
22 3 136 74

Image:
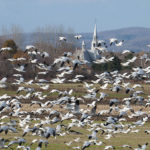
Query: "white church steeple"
82 41 86 51
91 24 98 50
74 24 101 64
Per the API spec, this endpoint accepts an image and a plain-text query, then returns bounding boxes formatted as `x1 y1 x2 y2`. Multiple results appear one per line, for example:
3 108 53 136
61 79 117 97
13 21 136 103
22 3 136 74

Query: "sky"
0 0 150 33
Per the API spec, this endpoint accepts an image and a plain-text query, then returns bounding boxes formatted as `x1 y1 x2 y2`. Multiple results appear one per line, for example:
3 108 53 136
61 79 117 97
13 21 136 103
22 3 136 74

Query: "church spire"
93 24 97 42
82 41 86 51
91 24 98 50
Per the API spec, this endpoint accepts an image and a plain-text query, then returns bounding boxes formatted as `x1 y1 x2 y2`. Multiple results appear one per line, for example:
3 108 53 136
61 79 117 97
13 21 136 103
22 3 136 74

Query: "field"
0 82 150 150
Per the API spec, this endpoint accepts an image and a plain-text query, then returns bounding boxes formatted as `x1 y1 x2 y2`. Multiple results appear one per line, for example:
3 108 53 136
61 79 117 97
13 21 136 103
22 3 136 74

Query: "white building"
74 25 101 63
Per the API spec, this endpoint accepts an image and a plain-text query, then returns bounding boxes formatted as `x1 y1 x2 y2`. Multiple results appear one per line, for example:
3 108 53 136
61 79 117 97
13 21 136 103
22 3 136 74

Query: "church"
74 25 101 64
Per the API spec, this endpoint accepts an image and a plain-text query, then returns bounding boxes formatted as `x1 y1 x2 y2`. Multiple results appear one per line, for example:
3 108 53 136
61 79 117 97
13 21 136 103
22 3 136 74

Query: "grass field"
0 118 150 150
0 83 150 150
3 82 150 100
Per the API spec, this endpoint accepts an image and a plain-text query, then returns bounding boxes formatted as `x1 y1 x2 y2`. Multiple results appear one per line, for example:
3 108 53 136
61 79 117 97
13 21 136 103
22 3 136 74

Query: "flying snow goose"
0 47 12 52
109 38 118 46
122 49 131 54
115 40 124 47
74 35 82 39
59 36 66 41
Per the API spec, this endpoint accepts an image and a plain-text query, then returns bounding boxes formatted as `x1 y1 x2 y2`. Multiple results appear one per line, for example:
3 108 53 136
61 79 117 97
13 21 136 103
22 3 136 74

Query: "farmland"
0 82 150 150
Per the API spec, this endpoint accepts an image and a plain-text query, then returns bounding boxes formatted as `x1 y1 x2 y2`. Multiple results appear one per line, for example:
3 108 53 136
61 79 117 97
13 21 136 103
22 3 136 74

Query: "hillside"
81 27 150 52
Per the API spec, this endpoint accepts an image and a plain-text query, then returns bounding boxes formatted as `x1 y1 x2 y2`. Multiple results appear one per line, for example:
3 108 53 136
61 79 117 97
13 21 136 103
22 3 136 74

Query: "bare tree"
10 24 24 48
33 24 76 62
1 25 10 39
0 25 11 47
67 27 75 43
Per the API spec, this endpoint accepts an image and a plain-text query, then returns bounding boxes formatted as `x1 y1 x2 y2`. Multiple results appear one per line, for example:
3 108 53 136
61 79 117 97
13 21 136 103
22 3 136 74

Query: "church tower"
82 41 86 51
74 24 101 63
91 24 98 51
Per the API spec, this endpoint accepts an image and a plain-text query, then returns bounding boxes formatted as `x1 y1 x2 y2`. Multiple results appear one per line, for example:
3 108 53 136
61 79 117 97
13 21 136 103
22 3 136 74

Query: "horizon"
1 26 150 35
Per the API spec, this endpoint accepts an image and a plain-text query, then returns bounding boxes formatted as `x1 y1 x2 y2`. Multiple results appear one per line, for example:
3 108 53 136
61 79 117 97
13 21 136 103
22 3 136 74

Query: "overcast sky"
0 0 150 33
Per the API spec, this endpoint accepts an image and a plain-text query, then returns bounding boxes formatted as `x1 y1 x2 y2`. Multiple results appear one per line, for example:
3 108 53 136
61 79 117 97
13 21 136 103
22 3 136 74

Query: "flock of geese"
59 35 124 53
0 36 150 150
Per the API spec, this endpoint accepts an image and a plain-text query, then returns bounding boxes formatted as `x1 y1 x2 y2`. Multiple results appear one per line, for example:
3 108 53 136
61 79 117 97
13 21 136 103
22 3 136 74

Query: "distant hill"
2 27 150 52
81 27 150 52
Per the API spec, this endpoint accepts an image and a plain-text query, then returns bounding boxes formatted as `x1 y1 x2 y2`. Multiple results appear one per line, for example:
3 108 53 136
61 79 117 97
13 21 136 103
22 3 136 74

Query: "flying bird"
74 35 82 40
59 36 66 41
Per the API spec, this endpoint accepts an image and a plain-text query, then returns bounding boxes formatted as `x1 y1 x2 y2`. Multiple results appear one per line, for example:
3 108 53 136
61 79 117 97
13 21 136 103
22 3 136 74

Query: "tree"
92 55 122 72
1 40 18 60
33 24 76 62
109 55 122 71
2 39 18 53
0 24 24 48
13 50 29 59
10 24 24 47
124 53 134 61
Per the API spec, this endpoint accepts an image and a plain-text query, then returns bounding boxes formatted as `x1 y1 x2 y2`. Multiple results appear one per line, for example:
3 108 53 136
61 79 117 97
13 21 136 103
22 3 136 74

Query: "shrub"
13 50 29 59
92 55 122 72
124 53 134 61
2 39 17 54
